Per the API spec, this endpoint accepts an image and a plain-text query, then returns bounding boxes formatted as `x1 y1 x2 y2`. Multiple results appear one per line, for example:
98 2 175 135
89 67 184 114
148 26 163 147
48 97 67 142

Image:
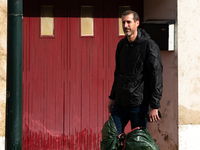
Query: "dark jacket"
109 28 163 109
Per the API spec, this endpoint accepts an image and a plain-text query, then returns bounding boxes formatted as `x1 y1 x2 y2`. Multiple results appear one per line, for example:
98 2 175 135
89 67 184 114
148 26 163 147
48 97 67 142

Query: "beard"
123 28 133 37
125 32 132 37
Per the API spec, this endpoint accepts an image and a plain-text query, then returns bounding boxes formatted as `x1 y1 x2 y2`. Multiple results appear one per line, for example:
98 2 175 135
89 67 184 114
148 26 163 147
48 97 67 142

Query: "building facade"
0 0 200 149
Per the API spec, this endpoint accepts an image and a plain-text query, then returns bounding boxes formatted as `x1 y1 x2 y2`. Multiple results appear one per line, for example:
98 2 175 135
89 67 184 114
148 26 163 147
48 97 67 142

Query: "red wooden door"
23 0 143 149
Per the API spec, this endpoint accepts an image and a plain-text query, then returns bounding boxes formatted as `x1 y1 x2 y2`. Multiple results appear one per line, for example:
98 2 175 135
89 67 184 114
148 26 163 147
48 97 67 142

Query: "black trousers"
111 102 149 135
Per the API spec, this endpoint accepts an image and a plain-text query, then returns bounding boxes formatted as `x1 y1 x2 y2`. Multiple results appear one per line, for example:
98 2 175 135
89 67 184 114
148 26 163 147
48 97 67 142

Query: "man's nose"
124 22 128 28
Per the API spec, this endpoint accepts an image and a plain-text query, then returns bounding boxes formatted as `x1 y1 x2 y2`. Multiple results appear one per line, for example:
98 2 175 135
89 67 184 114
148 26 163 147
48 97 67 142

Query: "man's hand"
108 100 115 113
148 107 160 123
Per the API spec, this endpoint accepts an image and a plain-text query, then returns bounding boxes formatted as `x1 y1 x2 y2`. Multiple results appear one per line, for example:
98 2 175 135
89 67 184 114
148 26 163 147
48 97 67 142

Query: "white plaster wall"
0 0 7 149
144 0 178 149
178 0 200 149
179 125 200 150
0 137 4 150
178 0 200 122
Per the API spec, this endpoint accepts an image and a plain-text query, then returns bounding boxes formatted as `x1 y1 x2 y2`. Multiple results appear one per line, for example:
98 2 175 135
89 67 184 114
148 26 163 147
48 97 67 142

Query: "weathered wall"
178 0 200 149
178 0 200 125
0 0 7 148
144 0 178 149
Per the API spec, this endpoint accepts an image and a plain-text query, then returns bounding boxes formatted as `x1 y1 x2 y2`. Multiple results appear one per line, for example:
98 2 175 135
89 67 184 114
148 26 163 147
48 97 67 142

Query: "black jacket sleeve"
146 39 163 109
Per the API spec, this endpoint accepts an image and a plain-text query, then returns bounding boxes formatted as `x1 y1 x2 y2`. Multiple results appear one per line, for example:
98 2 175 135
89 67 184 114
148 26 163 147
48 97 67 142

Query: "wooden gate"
23 0 143 149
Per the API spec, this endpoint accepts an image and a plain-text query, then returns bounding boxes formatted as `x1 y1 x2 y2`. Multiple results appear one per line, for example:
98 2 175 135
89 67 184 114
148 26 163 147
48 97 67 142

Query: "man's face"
122 13 139 37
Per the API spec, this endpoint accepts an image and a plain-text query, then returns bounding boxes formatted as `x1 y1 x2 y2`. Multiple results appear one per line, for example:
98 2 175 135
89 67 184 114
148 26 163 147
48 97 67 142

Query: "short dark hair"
122 10 139 22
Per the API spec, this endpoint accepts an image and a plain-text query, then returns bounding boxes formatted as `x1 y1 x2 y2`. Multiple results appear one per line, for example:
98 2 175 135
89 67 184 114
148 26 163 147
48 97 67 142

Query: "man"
108 10 163 135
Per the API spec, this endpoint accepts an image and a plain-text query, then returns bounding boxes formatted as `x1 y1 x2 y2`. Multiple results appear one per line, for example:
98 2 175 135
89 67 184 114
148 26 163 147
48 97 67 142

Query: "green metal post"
6 0 23 149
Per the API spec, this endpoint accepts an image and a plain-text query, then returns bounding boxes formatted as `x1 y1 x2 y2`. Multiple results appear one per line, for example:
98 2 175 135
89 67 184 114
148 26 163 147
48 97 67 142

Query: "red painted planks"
23 0 144 149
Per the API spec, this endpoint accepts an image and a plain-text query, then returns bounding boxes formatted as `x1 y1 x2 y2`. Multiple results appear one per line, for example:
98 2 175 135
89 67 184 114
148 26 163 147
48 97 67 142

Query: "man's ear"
136 20 140 27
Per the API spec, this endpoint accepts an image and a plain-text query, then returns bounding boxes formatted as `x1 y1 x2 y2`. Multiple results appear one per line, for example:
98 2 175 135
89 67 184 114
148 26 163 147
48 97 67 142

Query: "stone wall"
0 0 7 148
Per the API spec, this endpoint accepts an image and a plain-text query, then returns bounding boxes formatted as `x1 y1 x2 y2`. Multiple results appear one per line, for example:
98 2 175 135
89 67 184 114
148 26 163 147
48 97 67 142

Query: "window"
81 6 94 36
41 6 54 36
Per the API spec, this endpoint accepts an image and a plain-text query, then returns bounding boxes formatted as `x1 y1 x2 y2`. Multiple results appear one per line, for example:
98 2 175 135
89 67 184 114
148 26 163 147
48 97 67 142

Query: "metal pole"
6 0 23 149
